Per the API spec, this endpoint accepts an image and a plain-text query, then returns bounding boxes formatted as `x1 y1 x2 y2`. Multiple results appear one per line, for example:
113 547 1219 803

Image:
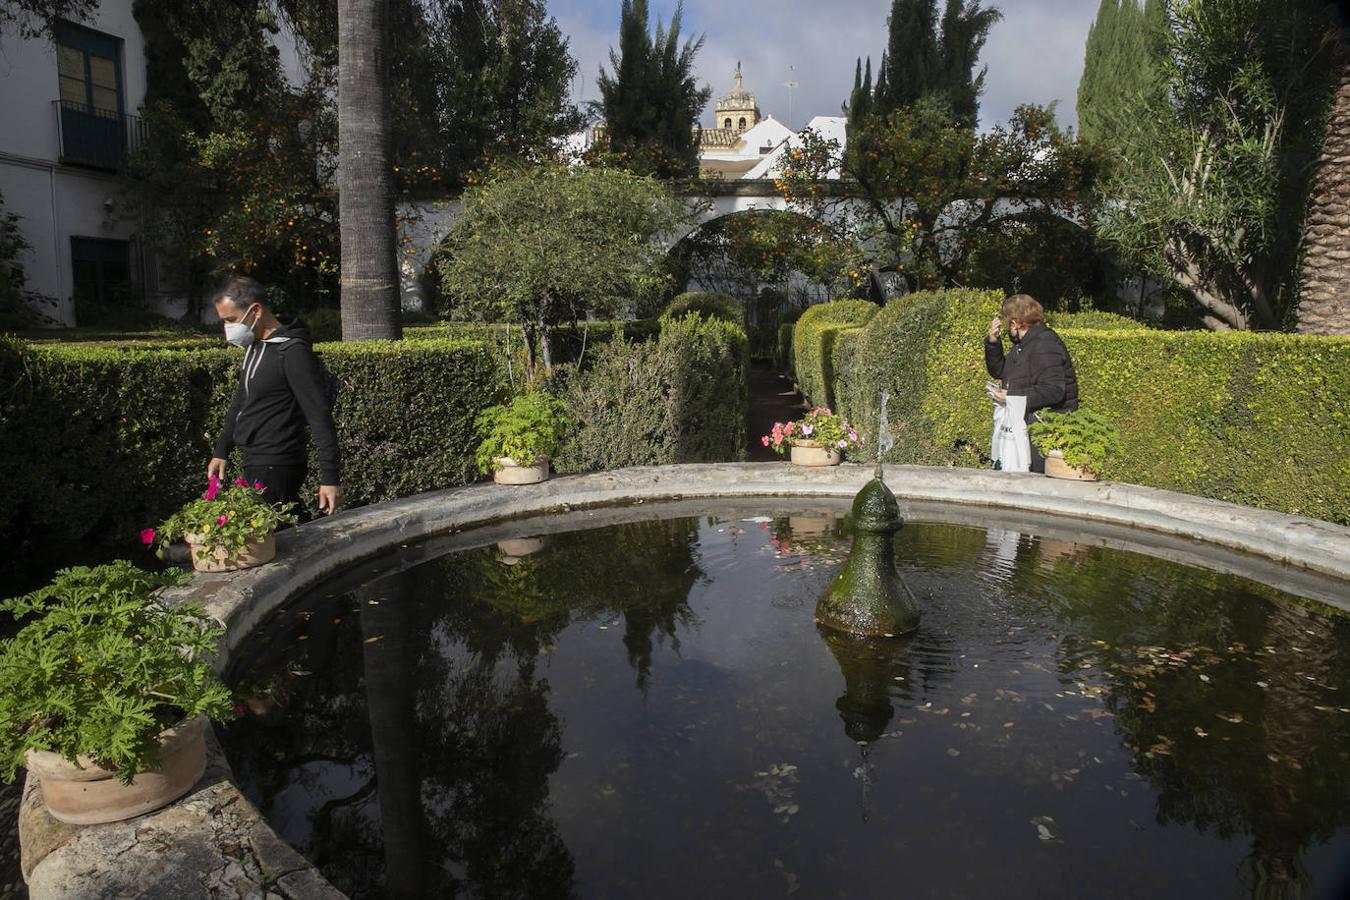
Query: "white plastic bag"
990 394 1031 473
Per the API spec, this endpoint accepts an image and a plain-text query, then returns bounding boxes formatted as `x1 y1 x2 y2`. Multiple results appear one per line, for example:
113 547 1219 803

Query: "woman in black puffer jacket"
983 294 1079 473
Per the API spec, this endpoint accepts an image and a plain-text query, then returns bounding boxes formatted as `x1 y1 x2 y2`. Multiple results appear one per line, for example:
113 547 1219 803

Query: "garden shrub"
777 323 795 375
791 300 879 410
553 314 748 472
0 335 504 587
828 289 1350 524
662 292 744 326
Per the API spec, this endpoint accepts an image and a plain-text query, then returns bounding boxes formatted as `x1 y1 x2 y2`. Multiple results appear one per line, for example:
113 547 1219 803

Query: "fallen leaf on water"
364 635 384 644
1194 726 1208 737
1216 712 1244 724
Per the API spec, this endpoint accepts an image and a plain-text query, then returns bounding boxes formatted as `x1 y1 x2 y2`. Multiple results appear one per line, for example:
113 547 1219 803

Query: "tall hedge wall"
1 315 749 588
791 300 878 411
553 314 749 472
824 289 1350 524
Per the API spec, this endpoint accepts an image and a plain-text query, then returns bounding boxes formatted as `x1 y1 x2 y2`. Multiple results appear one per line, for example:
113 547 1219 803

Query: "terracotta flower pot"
24 715 208 825
1044 449 1098 482
185 531 276 573
493 455 550 485
497 537 546 558
789 440 842 467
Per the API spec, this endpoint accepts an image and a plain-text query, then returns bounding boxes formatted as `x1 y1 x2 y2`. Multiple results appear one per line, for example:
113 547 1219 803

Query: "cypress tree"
596 0 711 177
852 0 1001 132
847 57 873 129
1076 0 1165 149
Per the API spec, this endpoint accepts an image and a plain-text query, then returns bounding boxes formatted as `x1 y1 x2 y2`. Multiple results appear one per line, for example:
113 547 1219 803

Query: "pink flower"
204 474 221 501
772 433 782 446
253 481 265 491
139 527 156 545
837 439 847 449
234 478 248 487
849 430 858 442
761 435 770 447
801 423 814 437
784 421 796 435
217 514 228 525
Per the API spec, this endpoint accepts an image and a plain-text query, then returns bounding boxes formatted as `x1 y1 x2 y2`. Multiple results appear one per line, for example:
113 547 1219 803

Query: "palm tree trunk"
1298 51 1350 335
338 0 402 341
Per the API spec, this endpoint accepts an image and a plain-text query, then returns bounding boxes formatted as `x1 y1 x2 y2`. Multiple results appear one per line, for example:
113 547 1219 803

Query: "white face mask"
224 305 259 348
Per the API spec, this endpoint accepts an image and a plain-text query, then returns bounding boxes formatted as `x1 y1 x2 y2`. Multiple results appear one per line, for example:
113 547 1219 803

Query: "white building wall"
0 1 148 325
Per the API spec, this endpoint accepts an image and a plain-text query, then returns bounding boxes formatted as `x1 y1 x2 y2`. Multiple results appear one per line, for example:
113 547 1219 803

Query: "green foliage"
791 301 879 410
1028 408 1121 475
777 323 796 374
474 393 572 472
435 165 690 370
553 315 748 472
0 0 96 38
0 562 232 783
821 288 1350 523
661 292 743 326
593 0 711 178
0 190 37 330
1093 0 1338 330
0 334 504 585
1076 0 1166 150
152 477 298 563
782 102 1102 295
853 0 1003 130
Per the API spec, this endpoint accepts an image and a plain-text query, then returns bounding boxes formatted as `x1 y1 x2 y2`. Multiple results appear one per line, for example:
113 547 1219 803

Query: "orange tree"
775 100 1104 298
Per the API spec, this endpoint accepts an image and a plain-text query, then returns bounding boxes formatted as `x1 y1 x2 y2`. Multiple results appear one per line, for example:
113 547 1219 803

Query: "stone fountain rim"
20 462 1350 898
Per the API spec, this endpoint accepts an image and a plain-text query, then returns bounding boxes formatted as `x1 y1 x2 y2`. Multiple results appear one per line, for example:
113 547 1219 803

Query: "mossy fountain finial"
815 393 920 637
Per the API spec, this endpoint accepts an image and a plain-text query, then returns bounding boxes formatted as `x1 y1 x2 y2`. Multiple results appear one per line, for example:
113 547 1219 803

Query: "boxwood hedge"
791 300 879 411
823 289 1350 524
1 315 748 587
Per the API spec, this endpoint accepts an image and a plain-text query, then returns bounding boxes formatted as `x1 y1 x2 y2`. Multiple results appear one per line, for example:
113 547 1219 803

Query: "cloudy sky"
550 0 1100 133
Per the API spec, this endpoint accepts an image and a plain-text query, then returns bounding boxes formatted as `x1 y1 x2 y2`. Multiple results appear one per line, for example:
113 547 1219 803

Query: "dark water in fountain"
224 502 1350 899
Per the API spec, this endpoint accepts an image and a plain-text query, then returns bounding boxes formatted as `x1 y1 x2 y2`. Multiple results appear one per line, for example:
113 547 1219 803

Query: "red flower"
139 527 156 545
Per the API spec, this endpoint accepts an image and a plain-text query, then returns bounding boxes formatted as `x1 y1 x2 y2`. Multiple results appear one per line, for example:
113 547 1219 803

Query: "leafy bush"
777 323 795 375
1028 408 1121 475
554 314 748 472
791 300 878 409
1046 310 1144 331
0 562 232 783
821 288 1350 523
0 335 504 586
662 291 744 326
474 393 572 472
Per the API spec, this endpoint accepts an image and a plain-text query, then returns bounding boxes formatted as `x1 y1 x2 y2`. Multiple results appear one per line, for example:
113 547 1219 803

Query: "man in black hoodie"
983 293 1079 474
207 276 342 515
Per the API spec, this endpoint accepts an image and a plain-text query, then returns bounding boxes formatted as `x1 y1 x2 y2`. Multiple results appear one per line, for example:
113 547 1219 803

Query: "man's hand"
317 485 342 516
207 457 227 481
987 315 1002 342
987 386 1008 405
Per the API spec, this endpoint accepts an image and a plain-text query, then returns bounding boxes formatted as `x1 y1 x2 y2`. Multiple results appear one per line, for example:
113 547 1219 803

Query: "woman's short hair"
212 275 267 310
1001 293 1045 326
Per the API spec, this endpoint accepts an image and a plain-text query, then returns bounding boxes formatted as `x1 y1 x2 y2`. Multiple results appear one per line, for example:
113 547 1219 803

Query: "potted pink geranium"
762 407 863 467
146 475 297 572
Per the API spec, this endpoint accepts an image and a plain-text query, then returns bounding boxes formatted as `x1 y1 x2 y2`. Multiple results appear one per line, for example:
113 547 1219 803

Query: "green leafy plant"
1029 408 1121 476
762 407 863 457
475 393 572 473
147 475 297 565
0 561 233 784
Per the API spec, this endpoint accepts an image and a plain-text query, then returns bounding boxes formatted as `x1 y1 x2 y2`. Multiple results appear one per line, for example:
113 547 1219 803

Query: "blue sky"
549 0 1101 133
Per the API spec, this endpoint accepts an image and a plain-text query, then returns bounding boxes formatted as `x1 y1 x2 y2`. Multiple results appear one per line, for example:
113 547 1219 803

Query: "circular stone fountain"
17 464 1350 899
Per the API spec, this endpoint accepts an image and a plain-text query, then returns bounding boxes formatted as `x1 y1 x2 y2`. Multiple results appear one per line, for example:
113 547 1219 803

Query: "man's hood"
265 318 313 345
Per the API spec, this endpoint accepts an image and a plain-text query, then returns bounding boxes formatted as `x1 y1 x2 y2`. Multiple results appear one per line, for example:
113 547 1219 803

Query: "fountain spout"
815 472 920 637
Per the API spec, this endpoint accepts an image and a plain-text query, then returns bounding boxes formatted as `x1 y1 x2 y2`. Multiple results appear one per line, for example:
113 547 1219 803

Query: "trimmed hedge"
1 314 749 586
0 335 504 587
823 289 1350 524
791 300 879 410
553 314 749 472
662 292 744 326
777 323 795 375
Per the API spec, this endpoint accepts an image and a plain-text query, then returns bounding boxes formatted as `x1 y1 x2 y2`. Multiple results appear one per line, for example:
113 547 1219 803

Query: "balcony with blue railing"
53 100 147 170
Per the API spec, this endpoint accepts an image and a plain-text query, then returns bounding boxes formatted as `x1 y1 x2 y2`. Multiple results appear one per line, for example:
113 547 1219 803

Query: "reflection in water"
226 512 1350 899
